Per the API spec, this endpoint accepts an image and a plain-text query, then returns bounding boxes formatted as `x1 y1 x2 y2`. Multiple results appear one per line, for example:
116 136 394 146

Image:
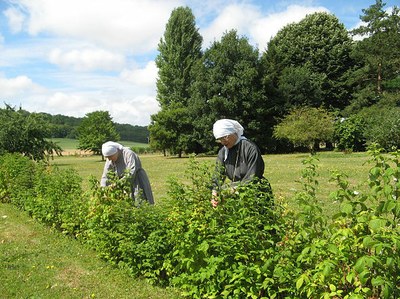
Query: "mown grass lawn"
1 149 373 298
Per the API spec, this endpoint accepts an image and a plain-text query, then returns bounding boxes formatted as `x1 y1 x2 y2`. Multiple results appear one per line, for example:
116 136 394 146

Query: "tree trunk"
377 62 382 93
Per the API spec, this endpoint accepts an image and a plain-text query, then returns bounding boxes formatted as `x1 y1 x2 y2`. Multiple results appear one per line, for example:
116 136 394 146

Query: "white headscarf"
102 141 123 156
213 119 246 161
213 119 244 139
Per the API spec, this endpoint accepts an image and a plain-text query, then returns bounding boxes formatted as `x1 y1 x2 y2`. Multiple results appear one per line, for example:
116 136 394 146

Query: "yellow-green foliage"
2 149 399 298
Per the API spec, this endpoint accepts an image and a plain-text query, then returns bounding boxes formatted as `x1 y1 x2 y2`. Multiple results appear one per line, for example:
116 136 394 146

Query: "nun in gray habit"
101 141 154 205
211 119 268 207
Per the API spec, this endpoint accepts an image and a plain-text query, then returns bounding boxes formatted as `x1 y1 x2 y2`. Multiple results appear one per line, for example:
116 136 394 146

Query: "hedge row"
1 149 399 298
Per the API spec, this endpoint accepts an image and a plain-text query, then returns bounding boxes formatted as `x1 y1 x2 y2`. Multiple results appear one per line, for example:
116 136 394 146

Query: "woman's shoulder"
241 138 257 147
240 139 261 152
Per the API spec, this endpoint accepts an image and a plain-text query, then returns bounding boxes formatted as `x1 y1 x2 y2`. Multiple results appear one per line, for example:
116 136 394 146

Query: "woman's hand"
211 189 218 207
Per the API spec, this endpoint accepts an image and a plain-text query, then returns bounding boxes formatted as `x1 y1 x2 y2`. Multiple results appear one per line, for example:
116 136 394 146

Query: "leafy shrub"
360 106 400 151
84 171 173 283
1 149 400 298
159 159 280 298
334 115 366 152
274 147 400 298
0 153 85 236
0 153 36 205
30 164 85 234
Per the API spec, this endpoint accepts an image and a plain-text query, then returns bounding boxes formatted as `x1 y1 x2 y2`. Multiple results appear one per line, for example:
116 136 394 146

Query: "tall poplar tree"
150 6 202 157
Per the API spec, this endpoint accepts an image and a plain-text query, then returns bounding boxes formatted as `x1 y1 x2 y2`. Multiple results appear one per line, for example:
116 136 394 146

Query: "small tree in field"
0 104 62 161
274 106 335 152
77 111 119 156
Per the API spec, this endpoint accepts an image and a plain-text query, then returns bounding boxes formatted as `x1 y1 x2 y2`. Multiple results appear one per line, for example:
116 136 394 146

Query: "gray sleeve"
100 160 112 187
124 149 138 178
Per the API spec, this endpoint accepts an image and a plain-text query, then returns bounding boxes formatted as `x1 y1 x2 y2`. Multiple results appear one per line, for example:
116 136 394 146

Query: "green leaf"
371 276 385 286
369 167 381 179
385 200 396 212
327 244 338 254
358 270 370 285
197 240 209 253
385 257 394 267
296 276 304 290
362 236 377 248
340 202 353 214
368 218 387 232
346 271 355 283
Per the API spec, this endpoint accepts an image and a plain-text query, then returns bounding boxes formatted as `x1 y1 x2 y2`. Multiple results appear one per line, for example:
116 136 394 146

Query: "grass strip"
0 203 181 299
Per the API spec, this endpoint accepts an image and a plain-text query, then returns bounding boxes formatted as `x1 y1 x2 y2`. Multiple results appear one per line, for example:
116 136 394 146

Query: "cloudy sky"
0 0 397 126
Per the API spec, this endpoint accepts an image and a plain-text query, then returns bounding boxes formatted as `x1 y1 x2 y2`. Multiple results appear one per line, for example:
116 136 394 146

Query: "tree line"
40 111 149 143
0 106 149 160
150 0 400 156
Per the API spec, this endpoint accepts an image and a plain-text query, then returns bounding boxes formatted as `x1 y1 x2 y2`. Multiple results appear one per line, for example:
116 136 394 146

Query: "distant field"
51 138 149 154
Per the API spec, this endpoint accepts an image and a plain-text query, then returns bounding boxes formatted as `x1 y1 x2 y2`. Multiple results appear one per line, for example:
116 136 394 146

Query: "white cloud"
107 96 159 125
200 3 261 47
47 92 92 111
200 3 329 51
14 0 183 52
49 48 125 71
23 90 159 126
0 72 159 125
251 5 329 51
4 7 25 33
120 61 158 88
0 75 44 97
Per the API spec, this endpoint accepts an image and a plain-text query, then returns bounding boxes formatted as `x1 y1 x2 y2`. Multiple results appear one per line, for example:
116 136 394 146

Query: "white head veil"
213 119 246 161
102 141 123 156
213 119 244 139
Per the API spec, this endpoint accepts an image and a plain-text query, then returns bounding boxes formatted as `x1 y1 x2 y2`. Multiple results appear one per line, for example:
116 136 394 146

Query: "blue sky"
0 0 398 126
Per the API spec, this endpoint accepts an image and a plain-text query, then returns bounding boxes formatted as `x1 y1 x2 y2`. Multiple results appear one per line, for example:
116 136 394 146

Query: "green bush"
0 153 36 206
0 153 85 236
1 149 400 298
30 164 85 234
272 148 400 298
334 115 366 152
360 106 400 151
149 159 280 298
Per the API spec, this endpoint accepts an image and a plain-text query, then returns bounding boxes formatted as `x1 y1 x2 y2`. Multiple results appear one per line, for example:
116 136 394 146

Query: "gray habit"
101 147 154 204
214 139 265 189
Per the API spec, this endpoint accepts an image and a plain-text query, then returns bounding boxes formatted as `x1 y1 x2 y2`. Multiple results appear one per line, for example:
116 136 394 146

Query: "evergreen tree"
350 0 400 96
